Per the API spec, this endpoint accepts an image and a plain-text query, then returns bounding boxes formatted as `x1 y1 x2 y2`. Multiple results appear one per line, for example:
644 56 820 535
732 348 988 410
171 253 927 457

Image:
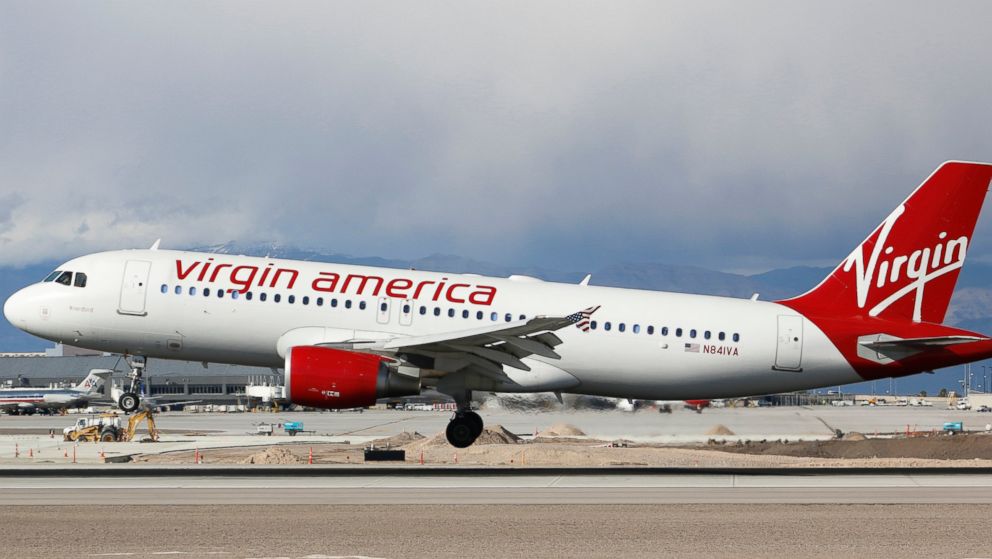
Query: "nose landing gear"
118 357 145 413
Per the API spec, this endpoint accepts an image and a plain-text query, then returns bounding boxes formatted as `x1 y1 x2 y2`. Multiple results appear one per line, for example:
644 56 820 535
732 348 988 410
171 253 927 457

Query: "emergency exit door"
774 315 804 371
118 260 151 316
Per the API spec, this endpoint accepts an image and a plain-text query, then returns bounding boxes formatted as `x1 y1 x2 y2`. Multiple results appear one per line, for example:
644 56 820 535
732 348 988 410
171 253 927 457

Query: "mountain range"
3 241 991 396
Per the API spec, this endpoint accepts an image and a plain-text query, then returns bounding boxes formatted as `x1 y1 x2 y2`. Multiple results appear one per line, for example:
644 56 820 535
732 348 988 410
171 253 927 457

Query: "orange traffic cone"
308 447 313 465
420 450 424 465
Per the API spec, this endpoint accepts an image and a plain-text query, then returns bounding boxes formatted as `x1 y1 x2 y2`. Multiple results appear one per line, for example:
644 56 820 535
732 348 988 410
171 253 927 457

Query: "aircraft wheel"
463 411 484 439
119 392 140 413
446 416 478 448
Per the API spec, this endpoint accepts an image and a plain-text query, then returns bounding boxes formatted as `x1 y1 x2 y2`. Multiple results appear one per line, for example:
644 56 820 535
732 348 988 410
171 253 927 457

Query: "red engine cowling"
285 346 421 409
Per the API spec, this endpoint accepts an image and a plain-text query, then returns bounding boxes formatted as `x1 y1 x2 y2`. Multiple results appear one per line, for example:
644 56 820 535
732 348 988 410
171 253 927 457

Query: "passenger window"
604 322 612 331
719 332 726 341
174 285 182 295
675 328 682 337
260 293 267 302
704 331 711 340
274 294 281 303
160 284 168 294
661 327 668 336
359 301 367 310
218 289 224 298
434 307 441 316
590 320 597 330
689 329 697 339
74 273 87 288
420 306 427 315
403 304 410 314
380 302 388 312
345 300 352 309
203 288 211 297
189 287 197 296
288 295 295 304
647 326 654 335
633 324 641 334
462 309 469 319
505 313 512 322
491 312 498 321
619 323 626 333
44 271 61 282
231 290 240 300
246 292 253 301
55 272 72 286
448 309 455 318
302 296 310 305
733 333 741 342
331 299 338 308
476 311 483 320
519 315 526 320
316 297 323 306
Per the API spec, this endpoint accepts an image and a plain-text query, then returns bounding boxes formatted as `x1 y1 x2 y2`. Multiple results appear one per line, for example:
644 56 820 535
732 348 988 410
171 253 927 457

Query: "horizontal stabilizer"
858 334 989 363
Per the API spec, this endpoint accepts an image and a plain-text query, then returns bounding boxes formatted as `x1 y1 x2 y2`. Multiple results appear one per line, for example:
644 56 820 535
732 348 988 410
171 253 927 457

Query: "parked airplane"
5 162 992 446
0 369 111 414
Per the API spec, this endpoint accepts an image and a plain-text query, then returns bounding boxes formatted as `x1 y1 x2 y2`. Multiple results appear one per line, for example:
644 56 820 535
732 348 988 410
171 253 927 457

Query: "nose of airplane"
3 289 29 327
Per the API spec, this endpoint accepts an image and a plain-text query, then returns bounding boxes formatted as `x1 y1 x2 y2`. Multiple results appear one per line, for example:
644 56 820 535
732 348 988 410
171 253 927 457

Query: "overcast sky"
2 2 991 272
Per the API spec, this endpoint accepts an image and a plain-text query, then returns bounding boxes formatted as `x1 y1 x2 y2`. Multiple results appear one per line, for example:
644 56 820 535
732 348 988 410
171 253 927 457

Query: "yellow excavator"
63 410 159 443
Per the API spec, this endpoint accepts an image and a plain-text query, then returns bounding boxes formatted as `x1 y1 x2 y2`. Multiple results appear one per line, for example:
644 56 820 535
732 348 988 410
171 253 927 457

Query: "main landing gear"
118 357 145 413
446 409 484 448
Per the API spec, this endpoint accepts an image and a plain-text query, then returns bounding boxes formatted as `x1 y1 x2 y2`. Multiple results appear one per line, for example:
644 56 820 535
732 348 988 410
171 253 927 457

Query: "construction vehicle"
62 410 159 443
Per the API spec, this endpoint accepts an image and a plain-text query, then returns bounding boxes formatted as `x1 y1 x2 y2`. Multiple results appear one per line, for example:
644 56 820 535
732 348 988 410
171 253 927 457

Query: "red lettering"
269 268 298 289
197 258 213 281
445 283 470 303
230 265 258 293
386 278 413 298
176 260 200 280
432 279 448 301
312 272 340 293
209 263 232 282
341 274 384 296
413 280 435 300
468 286 497 306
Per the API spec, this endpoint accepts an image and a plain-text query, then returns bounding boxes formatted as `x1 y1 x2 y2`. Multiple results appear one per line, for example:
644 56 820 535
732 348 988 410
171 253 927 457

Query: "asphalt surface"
2 504 990 558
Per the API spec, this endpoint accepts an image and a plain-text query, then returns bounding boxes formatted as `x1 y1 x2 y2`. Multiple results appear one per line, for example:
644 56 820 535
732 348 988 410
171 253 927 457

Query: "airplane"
0 369 111 415
4 161 992 447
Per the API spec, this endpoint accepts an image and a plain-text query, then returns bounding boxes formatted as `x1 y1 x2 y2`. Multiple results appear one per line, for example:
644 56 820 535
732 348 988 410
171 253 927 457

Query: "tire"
100 429 117 442
463 411 484 439
119 392 140 413
446 417 477 448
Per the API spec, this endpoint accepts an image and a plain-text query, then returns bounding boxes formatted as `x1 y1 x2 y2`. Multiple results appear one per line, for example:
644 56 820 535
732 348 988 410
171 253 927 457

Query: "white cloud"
1 2 991 270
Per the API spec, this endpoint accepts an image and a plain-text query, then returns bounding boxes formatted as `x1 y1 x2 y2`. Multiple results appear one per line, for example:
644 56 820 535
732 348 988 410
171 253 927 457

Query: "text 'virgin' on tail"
781 161 992 324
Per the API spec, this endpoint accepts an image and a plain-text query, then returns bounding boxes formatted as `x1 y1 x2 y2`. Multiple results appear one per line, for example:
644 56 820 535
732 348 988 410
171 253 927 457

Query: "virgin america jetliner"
5 161 992 446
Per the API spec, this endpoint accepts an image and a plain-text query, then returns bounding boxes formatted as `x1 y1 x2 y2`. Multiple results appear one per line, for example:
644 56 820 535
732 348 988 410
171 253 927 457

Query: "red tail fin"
782 161 992 324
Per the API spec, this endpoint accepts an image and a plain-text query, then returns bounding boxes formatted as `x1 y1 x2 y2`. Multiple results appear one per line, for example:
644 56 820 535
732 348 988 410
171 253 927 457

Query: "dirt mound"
706 424 735 436
842 431 867 441
720 433 992 460
370 431 425 448
416 424 522 447
239 446 304 465
540 423 586 437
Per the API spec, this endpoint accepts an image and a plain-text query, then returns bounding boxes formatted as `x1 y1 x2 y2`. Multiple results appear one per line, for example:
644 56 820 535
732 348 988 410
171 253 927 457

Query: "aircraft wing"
361 306 599 377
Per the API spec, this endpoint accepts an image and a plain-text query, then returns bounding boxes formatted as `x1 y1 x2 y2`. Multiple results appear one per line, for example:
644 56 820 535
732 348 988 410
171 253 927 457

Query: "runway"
4 470 992 505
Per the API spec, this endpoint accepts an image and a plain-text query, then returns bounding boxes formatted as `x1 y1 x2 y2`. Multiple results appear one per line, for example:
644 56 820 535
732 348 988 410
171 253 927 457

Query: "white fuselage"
3 249 862 400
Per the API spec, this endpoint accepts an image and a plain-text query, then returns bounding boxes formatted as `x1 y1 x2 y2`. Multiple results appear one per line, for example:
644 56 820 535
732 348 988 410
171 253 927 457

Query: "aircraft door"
774 315 803 371
376 297 391 325
399 299 414 326
119 260 152 316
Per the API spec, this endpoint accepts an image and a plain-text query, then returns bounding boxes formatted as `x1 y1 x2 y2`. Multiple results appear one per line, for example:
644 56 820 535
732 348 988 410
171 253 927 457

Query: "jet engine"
284 346 420 409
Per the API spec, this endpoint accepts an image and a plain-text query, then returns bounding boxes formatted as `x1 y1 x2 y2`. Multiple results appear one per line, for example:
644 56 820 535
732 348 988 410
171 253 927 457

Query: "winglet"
149 239 161 250
579 274 592 286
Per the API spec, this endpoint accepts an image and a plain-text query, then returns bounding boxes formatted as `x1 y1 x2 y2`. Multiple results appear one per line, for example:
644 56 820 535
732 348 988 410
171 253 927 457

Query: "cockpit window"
54 271 73 286
44 271 61 282
73 273 87 288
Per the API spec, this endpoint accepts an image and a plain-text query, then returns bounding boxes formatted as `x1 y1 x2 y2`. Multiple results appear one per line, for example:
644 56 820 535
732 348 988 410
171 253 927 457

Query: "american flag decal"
567 305 601 332
684 343 700 353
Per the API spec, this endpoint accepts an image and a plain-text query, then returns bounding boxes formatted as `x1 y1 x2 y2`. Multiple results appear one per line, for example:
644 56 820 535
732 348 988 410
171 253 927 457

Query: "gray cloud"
1 2 991 271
